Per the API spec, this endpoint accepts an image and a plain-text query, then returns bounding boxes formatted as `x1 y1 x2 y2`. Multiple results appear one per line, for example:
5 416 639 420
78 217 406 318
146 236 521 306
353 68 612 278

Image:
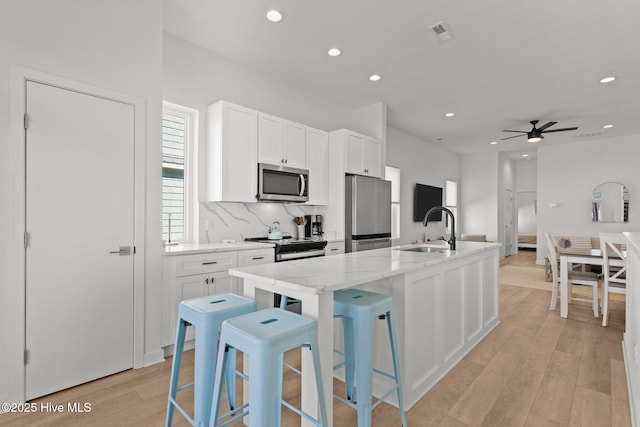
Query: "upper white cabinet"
207 101 258 202
344 130 381 178
258 112 306 169
305 126 329 205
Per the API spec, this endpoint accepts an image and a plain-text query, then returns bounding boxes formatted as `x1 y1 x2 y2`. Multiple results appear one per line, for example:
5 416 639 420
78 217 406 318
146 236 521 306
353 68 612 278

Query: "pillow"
558 238 571 248
568 236 592 249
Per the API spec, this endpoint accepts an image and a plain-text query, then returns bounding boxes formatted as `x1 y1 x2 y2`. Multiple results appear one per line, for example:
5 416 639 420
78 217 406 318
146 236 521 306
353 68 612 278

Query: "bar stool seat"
166 293 257 427
210 308 328 427
334 288 407 427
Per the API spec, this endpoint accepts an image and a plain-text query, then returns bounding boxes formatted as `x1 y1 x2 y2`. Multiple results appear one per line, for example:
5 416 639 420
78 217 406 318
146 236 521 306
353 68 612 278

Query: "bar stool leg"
310 335 329 427
224 347 237 410
194 323 219 426
250 350 281 424
386 312 408 427
354 316 375 427
210 341 229 427
341 316 356 402
166 319 187 426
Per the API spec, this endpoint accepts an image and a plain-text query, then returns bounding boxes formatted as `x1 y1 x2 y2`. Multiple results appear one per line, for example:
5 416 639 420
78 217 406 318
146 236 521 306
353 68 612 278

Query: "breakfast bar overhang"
229 241 501 427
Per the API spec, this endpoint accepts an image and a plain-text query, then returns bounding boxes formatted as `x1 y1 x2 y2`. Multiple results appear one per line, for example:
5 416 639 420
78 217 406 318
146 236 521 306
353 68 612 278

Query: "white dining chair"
599 232 627 327
544 232 600 317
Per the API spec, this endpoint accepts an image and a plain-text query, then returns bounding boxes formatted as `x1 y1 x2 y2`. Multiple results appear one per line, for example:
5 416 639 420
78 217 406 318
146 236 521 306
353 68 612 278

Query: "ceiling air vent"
430 21 454 43
574 131 606 139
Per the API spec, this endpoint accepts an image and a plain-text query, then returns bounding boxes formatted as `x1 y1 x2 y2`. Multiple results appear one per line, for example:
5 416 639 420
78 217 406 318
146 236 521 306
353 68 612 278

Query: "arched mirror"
592 182 629 222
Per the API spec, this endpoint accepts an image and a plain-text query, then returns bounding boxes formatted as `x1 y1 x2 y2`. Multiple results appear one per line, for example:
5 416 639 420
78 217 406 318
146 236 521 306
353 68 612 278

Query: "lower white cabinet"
325 240 345 256
162 248 274 348
236 248 275 294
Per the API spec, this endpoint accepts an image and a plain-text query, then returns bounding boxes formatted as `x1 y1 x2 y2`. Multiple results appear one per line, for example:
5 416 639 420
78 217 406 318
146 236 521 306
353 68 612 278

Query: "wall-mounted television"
413 183 443 222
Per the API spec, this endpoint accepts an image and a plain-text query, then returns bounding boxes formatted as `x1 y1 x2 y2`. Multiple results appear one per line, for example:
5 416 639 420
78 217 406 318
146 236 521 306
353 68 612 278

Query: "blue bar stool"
210 308 328 427
166 293 257 427
333 288 407 427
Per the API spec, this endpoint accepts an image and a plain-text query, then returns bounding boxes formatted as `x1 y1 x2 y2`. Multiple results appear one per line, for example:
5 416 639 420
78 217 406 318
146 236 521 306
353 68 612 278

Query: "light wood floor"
2 251 631 426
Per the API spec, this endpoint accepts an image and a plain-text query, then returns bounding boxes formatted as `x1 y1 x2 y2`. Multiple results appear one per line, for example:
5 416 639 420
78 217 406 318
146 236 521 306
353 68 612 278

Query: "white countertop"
229 241 500 294
163 241 274 256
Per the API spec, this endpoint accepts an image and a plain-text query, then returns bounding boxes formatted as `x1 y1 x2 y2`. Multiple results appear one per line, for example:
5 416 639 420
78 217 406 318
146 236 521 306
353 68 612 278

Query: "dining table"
559 247 625 318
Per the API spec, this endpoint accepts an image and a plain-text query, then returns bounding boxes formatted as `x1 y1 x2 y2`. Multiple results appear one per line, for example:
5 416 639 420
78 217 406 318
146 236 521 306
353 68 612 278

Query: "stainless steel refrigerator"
345 175 392 252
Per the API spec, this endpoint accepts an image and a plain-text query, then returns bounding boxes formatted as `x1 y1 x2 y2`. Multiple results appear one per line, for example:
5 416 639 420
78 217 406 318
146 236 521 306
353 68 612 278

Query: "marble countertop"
164 241 274 256
229 241 500 294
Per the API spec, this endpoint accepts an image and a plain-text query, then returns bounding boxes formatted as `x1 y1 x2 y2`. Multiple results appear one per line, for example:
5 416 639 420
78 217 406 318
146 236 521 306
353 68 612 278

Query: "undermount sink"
397 246 449 253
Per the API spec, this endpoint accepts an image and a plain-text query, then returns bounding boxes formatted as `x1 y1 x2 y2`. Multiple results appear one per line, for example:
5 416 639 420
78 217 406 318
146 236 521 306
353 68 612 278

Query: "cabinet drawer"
325 241 345 256
238 248 275 266
174 252 237 277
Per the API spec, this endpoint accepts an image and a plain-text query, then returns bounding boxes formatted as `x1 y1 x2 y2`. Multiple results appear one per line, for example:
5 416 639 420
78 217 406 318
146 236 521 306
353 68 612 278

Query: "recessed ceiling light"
327 48 341 57
266 10 282 22
522 154 529 158
369 74 381 82
600 76 616 83
445 112 455 117
490 141 498 145
603 124 614 129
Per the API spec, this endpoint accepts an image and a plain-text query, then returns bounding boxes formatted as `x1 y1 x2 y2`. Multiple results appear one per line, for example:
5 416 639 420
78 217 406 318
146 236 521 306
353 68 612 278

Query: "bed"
518 232 537 249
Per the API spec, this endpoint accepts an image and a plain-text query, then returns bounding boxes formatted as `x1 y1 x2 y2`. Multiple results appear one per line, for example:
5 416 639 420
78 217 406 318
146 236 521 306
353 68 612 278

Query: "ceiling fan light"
527 135 541 143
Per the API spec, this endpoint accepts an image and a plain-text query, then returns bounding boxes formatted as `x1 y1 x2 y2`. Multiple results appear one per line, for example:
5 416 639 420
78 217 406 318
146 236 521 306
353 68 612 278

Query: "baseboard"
142 349 165 368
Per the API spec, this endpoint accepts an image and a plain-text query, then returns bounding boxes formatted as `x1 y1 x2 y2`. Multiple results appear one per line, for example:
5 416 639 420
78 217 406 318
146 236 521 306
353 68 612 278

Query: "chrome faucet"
423 206 456 250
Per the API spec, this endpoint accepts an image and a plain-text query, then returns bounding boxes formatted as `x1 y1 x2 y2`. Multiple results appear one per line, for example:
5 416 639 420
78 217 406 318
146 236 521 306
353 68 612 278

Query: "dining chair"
544 232 600 317
599 232 627 327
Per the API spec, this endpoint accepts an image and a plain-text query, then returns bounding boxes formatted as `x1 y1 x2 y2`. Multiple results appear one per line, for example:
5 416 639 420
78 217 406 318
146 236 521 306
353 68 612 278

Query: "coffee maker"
304 214 323 239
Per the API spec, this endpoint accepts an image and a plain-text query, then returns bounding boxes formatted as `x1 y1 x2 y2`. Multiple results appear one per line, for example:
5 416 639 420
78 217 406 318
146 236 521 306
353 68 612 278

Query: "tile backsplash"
199 202 327 243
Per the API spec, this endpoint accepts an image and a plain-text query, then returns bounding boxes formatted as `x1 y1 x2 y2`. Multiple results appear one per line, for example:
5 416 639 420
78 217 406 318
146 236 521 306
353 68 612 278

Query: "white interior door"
25 81 135 399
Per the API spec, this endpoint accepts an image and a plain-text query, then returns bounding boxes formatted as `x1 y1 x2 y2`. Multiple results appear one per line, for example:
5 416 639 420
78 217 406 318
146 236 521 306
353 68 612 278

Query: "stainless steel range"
244 236 327 262
244 236 327 312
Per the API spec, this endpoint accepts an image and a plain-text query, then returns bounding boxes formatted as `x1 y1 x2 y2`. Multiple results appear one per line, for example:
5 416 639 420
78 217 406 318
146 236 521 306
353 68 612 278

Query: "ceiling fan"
501 120 578 143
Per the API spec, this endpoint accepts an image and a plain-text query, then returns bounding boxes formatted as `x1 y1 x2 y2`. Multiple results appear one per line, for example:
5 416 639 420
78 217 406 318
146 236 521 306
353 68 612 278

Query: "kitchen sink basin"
397 246 449 253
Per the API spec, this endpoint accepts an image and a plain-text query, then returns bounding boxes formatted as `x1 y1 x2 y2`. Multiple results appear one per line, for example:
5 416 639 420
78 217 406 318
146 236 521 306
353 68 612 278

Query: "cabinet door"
305 127 328 205
174 273 210 342
363 137 381 177
208 271 237 295
284 120 306 169
207 101 257 202
258 112 284 166
345 131 364 175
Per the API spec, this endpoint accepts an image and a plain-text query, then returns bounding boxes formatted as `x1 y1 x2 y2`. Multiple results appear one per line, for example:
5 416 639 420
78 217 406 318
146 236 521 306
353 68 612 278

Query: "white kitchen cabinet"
325 240 345 256
305 126 329 205
344 129 382 178
207 101 258 202
237 248 275 295
162 251 238 347
258 112 306 169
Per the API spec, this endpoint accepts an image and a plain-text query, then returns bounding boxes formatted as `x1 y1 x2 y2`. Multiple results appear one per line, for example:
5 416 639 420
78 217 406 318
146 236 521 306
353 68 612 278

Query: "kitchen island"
229 240 500 427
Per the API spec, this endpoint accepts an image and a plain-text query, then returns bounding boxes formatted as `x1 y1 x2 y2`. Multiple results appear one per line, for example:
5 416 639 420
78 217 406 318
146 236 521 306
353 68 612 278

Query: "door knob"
109 246 132 256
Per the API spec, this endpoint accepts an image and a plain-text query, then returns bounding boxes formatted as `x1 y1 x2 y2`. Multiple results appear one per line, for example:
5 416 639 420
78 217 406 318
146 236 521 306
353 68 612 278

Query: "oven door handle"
298 174 306 196
278 249 325 261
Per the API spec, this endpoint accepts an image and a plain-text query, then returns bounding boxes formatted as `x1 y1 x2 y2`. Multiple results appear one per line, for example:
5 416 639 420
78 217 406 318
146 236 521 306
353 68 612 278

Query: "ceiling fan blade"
500 134 526 141
536 121 557 132
502 130 528 133
541 127 578 133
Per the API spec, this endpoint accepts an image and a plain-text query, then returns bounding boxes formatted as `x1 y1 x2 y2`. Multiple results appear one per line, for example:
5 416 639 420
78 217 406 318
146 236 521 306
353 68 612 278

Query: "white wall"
385 127 459 245
515 159 537 191
0 0 163 403
163 34 353 241
536 134 640 264
460 152 499 244
498 154 516 256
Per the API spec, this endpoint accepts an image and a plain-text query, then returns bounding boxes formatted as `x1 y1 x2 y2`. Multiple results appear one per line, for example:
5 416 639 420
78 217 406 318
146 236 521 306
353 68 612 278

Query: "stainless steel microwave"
257 163 309 202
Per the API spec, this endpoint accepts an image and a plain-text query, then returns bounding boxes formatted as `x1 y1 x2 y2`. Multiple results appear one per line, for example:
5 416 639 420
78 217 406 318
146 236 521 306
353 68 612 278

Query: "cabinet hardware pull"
252 256 264 260
331 248 338 251
205 278 209 284
202 261 218 265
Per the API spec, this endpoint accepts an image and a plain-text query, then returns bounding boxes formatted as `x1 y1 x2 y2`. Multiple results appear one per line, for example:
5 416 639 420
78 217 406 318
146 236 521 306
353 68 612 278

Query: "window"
162 102 196 243
445 180 458 235
385 166 401 240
